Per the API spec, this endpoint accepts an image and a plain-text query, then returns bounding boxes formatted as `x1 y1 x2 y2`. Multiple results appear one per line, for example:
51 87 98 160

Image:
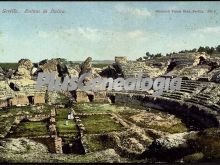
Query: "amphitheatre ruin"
0 52 220 163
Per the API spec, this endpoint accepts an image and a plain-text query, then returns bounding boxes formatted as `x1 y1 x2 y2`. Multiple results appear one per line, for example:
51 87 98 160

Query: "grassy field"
80 114 123 134
0 105 52 117
0 117 14 137
0 106 52 138
55 108 78 137
75 103 143 114
56 120 78 137
56 108 69 119
9 121 48 137
145 123 188 134
85 135 109 152
0 106 30 116
119 111 188 134
75 103 113 114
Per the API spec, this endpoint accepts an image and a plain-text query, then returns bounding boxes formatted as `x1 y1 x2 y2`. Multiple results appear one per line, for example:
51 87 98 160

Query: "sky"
0 1 220 62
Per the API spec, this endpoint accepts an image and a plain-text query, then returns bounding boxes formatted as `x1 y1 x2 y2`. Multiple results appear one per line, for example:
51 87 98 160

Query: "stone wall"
76 91 90 102
27 114 50 122
31 136 62 154
31 108 63 154
11 95 29 105
73 109 88 154
0 100 7 108
0 92 45 108
93 91 110 103
76 90 109 103
54 137 63 154
34 93 45 104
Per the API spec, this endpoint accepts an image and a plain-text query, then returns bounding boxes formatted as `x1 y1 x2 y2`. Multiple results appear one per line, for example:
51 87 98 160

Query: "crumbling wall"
76 91 109 103
1 93 46 107
34 93 45 104
26 114 50 122
31 137 62 154
0 100 7 108
76 91 90 102
54 137 63 154
11 95 29 105
93 91 109 103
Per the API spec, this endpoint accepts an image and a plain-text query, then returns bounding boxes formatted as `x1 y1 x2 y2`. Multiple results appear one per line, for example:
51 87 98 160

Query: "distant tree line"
136 45 220 61
137 52 163 61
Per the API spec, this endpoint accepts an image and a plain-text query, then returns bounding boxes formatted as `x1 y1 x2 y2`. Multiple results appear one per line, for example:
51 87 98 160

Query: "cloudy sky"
0 1 220 62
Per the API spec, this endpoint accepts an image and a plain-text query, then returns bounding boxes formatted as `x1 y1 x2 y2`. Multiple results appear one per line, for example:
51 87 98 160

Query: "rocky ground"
0 138 124 163
0 103 191 163
1 128 220 163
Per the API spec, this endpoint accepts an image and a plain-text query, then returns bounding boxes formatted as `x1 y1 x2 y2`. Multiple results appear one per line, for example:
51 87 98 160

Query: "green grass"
0 107 24 116
30 104 53 115
80 114 123 134
56 120 78 137
9 121 48 137
56 108 69 119
145 123 188 134
0 117 14 137
0 106 52 118
55 108 78 137
85 135 108 152
116 106 188 134
122 114 188 134
75 103 142 114
75 103 112 113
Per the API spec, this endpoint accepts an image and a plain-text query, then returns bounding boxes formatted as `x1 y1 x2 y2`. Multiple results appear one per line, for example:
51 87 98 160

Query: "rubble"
140 131 198 161
0 138 48 154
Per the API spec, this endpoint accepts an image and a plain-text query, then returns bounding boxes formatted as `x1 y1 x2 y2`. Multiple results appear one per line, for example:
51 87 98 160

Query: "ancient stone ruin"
0 53 220 163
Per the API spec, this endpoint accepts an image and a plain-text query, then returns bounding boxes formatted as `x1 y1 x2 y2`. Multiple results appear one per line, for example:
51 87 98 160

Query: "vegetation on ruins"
56 92 73 108
1 50 220 163
9 121 48 138
85 135 109 152
56 108 78 137
80 114 123 134
137 45 220 61
1 99 220 163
